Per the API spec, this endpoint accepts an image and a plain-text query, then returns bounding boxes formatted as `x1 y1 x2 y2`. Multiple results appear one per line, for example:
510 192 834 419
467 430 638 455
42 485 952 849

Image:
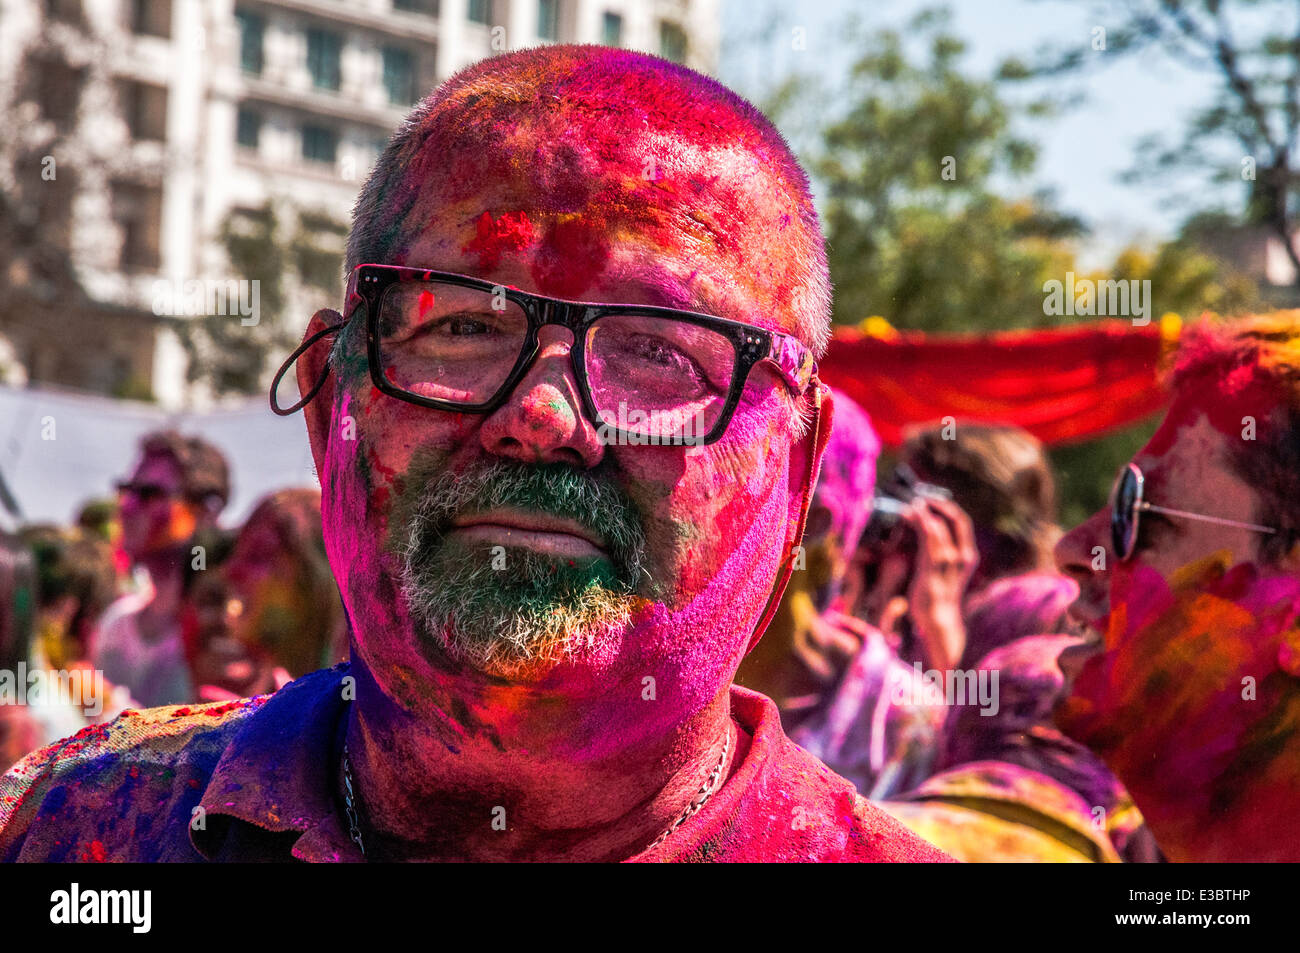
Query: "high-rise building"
0 0 721 407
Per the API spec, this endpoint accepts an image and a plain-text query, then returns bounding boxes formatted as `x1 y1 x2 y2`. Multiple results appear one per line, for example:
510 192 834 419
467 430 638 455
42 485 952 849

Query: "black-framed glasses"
1108 461 1280 562
272 264 818 446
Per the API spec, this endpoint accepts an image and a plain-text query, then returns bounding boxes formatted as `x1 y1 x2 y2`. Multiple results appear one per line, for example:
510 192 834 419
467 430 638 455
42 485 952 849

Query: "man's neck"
135 551 185 639
341 662 738 862
1135 765 1300 863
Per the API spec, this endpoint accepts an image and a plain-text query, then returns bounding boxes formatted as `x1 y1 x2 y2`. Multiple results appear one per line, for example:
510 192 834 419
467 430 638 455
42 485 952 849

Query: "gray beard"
398 461 648 678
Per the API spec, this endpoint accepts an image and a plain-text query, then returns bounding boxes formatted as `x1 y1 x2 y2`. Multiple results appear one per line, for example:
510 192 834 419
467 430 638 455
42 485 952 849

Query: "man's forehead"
387 134 810 333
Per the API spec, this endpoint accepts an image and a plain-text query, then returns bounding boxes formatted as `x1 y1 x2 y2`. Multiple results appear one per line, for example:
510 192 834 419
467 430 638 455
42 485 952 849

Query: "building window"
537 0 559 41
113 181 163 272
235 9 264 75
44 0 84 24
119 80 168 142
602 11 622 46
130 0 171 38
236 107 260 149
393 0 437 14
306 28 342 91
302 123 338 165
28 56 85 124
382 47 418 106
659 21 687 63
467 0 489 23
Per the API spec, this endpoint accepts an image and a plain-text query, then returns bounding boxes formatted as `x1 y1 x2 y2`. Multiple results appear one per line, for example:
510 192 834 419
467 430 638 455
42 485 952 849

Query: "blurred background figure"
0 533 40 773
735 390 952 798
92 430 229 708
188 488 345 700
735 389 882 723
853 421 1067 671
20 524 118 671
880 634 1159 863
897 422 1061 590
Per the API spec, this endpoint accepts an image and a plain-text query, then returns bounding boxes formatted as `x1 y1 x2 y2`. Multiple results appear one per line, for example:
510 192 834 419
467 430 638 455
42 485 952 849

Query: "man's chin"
1052 619 1114 748
434 614 631 683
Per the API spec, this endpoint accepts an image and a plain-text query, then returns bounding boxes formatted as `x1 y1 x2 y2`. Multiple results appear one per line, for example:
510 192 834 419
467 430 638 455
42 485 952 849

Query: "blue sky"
718 0 1224 267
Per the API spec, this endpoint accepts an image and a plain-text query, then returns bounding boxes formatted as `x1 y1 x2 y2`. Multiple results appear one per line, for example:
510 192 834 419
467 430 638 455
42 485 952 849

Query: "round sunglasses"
1108 461 1280 561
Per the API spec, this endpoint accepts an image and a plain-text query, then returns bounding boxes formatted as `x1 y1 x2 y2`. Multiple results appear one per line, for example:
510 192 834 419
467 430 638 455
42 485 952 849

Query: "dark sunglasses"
272 264 818 446
1108 461 1280 561
115 481 175 505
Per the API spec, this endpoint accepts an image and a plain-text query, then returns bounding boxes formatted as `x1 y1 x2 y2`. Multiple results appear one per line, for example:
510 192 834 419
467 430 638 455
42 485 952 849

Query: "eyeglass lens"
1110 464 1142 560
376 279 737 441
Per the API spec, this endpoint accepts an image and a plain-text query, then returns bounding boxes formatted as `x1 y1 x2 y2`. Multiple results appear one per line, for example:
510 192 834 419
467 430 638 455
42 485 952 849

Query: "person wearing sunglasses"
1053 314 1300 862
90 431 229 711
0 47 949 863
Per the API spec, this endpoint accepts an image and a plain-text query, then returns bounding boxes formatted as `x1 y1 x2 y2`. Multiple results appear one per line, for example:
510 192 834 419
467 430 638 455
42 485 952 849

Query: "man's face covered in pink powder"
297 49 833 742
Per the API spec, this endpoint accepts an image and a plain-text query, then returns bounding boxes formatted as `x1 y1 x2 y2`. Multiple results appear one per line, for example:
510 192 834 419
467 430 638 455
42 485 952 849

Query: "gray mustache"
404 460 647 584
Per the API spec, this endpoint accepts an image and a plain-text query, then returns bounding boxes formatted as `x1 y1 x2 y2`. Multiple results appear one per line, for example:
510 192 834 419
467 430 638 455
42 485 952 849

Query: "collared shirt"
0 663 952 863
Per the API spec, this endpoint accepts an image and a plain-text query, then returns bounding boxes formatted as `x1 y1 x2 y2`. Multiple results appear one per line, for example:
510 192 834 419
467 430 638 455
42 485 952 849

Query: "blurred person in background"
223 488 346 679
188 488 345 700
12 526 125 748
0 534 40 774
92 431 229 707
733 390 955 797
21 525 118 670
852 422 1066 675
899 423 1061 589
1054 315 1300 862
75 497 130 583
880 634 1158 863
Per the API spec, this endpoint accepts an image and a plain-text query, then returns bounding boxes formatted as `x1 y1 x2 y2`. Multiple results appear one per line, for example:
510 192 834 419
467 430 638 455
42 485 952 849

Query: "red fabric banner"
819 319 1177 448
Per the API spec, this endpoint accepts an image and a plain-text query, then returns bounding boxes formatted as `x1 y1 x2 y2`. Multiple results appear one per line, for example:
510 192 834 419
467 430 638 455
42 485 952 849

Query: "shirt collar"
190 666 784 863
192 663 359 862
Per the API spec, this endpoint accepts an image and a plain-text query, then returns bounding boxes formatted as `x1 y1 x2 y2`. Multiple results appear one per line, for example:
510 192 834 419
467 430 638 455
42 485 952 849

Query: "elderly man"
1054 314 1300 862
0 47 948 862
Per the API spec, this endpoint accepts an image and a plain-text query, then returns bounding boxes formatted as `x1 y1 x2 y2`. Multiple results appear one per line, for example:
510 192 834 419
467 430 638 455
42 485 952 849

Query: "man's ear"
786 383 836 551
297 308 343 482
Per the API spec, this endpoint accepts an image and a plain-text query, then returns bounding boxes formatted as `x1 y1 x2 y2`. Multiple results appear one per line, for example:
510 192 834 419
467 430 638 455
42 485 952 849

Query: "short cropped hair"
347 45 832 358
139 431 230 512
1169 313 1300 562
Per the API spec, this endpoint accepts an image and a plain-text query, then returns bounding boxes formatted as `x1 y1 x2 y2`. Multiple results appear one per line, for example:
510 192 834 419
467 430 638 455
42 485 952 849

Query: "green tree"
1012 0 1300 289
769 8 1085 332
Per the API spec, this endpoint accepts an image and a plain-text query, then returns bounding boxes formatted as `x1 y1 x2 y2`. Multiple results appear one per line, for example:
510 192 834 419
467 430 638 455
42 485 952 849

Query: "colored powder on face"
464 210 536 272
1145 366 1290 458
1058 556 1300 845
529 216 612 299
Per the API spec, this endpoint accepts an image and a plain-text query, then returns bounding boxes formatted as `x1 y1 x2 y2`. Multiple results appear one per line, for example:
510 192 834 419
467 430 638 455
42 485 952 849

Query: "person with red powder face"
1054 313 1300 863
0 47 950 863
92 431 229 709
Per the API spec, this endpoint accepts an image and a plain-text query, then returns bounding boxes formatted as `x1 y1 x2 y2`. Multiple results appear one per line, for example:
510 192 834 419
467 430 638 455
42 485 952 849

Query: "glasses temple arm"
1139 502 1280 535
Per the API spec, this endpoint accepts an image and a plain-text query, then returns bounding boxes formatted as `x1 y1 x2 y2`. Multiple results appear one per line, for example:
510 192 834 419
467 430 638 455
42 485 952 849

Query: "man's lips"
1059 597 1108 686
449 509 609 559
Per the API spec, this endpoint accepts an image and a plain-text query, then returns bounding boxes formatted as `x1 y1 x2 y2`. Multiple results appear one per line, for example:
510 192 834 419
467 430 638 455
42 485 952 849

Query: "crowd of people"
1 44 1296 864
0 431 346 773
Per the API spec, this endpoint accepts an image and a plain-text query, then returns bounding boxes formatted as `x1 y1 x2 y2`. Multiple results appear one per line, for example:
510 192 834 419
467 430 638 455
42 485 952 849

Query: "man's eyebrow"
608 264 733 318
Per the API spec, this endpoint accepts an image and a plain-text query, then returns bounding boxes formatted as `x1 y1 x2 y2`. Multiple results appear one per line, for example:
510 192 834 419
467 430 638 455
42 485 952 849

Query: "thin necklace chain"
341 728 731 859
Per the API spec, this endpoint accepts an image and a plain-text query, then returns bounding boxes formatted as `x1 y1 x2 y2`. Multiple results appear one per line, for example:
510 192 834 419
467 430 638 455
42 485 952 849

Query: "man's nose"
1055 509 1110 584
478 326 605 468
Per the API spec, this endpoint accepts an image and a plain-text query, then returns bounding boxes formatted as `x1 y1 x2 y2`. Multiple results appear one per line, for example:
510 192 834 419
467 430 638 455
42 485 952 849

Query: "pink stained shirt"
0 663 953 863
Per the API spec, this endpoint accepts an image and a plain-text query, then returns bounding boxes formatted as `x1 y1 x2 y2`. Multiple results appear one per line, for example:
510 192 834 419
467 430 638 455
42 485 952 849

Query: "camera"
860 464 953 558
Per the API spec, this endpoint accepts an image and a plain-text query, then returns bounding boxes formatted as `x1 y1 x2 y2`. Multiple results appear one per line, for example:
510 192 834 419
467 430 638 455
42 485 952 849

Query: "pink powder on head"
463 210 536 272
529 217 612 298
